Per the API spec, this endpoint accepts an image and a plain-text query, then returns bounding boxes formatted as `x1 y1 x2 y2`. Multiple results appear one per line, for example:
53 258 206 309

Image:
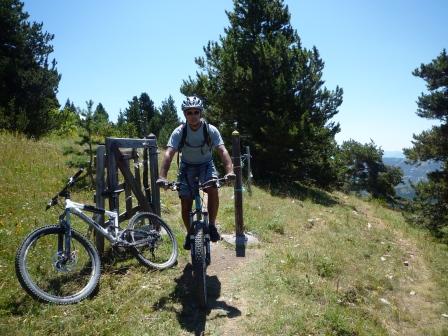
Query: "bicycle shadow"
153 263 241 335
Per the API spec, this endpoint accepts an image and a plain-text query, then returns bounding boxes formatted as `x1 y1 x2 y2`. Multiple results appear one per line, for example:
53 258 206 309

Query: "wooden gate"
93 135 160 254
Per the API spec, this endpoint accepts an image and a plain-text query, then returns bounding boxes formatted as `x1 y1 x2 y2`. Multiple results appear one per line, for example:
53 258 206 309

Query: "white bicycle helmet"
181 96 204 112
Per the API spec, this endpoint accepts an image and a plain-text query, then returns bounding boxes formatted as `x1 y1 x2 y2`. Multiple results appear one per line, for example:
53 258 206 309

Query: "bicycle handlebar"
46 168 85 210
157 175 234 191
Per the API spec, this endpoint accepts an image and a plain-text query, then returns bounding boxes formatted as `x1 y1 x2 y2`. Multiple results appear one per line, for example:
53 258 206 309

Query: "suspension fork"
58 209 72 258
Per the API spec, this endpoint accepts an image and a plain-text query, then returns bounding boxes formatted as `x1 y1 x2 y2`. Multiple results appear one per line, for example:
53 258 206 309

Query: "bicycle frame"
190 192 207 221
60 199 121 256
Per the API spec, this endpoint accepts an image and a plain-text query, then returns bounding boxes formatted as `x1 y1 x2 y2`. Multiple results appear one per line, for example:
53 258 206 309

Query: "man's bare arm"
216 144 234 175
159 147 177 179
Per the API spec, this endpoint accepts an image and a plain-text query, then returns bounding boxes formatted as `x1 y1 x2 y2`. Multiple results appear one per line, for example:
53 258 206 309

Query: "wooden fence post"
232 130 246 257
94 145 106 256
148 134 161 216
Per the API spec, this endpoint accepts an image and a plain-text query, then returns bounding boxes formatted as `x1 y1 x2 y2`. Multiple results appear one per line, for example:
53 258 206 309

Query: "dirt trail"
200 241 263 335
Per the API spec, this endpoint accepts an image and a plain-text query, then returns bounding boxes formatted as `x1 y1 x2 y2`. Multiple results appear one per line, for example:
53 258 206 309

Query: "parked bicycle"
158 176 233 308
15 169 178 304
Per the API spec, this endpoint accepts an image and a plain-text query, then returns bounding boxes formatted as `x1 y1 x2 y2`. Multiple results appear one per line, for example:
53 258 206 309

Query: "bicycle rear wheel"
15 225 101 304
128 212 178 270
193 224 207 308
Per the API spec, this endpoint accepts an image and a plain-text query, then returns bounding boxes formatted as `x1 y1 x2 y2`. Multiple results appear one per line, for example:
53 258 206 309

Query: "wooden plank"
148 134 161 216
124 159 132 215
107 137 157 149
133 148 142 195
94 145 106 256
143 140 150 202
118 206 140 222
114 148 153 213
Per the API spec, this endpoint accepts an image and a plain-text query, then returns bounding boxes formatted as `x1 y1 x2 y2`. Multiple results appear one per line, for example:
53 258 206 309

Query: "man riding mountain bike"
157 95 234 250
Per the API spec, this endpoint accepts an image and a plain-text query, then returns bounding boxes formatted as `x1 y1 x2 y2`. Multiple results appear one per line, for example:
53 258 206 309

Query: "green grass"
1 131 447 335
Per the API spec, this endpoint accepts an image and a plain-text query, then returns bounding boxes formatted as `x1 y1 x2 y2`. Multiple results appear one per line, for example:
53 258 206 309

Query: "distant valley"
383 157 441 199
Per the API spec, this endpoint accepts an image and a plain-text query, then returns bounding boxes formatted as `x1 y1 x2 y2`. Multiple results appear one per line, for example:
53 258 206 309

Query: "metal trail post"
246 145 252 196
232 129 246 257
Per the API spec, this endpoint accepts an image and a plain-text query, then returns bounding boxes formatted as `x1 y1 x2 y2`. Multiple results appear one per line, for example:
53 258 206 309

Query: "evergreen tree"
160 95 179 125
122 93 158 137
92 102 114 137
64 100 98 187
180 0 342 186
0 0 60 137
93 102 109 124
158 95 180 147
64 99 77 114
338 140 403 200
139 92 155 136
125 96 140 137
53 99 80 136
404 49 448 235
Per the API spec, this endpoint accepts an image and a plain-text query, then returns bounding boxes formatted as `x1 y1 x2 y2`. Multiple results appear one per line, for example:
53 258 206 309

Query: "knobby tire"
193 225 207 308
15 225 101 304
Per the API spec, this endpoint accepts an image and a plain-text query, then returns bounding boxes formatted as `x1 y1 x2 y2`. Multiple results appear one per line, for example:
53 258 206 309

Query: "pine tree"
124 96 141 137
180 0 342 186
0 0 60 137
93 103 109 124
64 100 98 187
139 92 155 136
158 95 180 147
54 99 80 136
92 102 114 137
338 140 403 200
404 49 448 235
122 93 159 138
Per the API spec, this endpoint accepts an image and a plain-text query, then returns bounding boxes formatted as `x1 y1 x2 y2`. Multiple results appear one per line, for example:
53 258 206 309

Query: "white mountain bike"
15 169 178 304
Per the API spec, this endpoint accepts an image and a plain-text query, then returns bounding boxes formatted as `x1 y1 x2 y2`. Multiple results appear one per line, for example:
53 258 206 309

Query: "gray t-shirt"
167 121 224 164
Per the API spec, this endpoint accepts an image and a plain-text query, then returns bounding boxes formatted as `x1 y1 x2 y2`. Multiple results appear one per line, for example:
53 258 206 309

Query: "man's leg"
205 187 221 242
181 198 193 232
200 160 220 242
205 187 219 225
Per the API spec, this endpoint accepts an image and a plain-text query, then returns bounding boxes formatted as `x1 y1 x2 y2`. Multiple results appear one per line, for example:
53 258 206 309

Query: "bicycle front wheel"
15 225 101 304
128 212 178 270
193 224 207 308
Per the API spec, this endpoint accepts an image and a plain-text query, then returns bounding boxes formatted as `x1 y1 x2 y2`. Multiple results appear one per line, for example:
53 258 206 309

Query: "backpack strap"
176 120 212 167
178 122 187 152
176 123 187 168
202 119 212 148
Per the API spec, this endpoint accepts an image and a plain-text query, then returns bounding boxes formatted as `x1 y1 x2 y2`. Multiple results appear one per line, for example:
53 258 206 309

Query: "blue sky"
23 0 447 153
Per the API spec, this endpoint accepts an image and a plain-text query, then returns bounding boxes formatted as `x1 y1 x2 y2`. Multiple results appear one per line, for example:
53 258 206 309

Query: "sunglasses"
186 110 201 116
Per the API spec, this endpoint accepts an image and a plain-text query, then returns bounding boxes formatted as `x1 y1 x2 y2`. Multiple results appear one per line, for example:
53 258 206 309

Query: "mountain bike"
15 169 178 304
159 176 232 308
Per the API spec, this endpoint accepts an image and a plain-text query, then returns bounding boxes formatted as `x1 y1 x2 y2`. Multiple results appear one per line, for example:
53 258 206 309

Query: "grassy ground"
0 131 447 335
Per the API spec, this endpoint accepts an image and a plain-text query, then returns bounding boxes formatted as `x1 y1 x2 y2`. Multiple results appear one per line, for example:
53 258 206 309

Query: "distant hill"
383 150 405 158
383 157 441 199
